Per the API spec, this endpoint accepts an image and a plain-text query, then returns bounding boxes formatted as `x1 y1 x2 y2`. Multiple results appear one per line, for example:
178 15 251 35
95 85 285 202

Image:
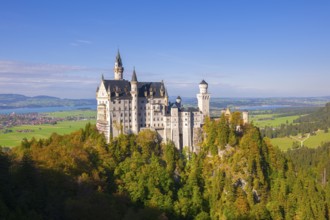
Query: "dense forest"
1 113 330 219
261 103 330 138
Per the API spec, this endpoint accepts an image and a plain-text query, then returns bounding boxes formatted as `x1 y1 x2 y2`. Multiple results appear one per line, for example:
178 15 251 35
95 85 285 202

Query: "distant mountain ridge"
1 94 330 110
0 94 96 109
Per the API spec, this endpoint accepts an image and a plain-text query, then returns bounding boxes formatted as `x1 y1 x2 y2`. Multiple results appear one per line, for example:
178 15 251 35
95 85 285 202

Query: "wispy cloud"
0 60 92 74
70 39 92 47
0 60 108 98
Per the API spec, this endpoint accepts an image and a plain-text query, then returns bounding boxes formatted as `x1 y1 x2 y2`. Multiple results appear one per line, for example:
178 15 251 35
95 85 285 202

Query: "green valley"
2 114 330 219
252 103 330 150
0 110 96 148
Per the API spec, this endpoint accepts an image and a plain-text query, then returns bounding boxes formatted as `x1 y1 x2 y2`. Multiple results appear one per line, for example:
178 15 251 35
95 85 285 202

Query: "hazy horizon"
2 93 330 101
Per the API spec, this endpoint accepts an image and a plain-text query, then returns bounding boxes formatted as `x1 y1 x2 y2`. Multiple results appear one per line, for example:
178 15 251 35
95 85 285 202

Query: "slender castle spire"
130 67 139 134
114 50 124 80
131 67 137 82
116 50 123 67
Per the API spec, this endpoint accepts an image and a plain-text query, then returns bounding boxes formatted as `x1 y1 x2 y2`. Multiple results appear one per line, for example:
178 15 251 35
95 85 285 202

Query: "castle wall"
96 82 111 142
242 111 249 124
170 107 180 150
180 111 191 148
97 82 207 150
96 53 209 151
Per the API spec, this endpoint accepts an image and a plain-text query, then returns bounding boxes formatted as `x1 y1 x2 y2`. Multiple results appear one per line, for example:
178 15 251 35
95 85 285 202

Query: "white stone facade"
96 52 210 152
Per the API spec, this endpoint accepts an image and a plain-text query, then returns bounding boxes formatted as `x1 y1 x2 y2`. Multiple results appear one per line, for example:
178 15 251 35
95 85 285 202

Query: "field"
250 113 300 128
0 110 96 148
269 137 294 151
2 107 329 151
44 110 96 118
250 109 330 151
305 131 330 147
270 131 330 151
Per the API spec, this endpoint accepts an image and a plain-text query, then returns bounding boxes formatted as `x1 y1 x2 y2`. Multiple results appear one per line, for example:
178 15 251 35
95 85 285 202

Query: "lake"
0 105 96 114
0 104 294 114
235 105 292 111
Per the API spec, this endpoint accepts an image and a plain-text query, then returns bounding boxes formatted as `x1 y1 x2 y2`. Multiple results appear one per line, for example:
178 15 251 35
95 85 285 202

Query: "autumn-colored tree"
2 120 330 219
216 114 230 150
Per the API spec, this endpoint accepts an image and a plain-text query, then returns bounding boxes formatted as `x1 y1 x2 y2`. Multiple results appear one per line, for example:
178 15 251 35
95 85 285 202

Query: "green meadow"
304 131 330 147
270 137 295 151
270 131 330 151
2 108 330 151
250 110 330 151
43 110 96 118
250 114 300 128
0 110 96 148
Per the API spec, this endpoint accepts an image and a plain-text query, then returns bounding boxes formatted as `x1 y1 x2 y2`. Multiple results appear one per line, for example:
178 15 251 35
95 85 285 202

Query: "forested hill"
0 94 95 109
0 113 330 219
295 102 330 125
262 102 330 138
1 115 330 219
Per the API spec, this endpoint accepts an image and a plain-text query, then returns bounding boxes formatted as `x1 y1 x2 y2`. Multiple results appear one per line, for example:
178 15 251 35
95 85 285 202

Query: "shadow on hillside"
0 153 168 220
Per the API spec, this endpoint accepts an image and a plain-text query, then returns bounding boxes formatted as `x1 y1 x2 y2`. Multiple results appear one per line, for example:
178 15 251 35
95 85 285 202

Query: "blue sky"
0 0 329 99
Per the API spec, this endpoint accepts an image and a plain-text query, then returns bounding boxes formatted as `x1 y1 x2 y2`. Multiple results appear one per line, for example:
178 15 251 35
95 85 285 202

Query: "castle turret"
176 96 182 108
160 82 165 97
170 105 180 150
165 87 169 106
225 107 231 117
242 111 249 124
96 75 111 143
131 68 139 134
107 84 111 97
197 79 210 116
114 50 124 80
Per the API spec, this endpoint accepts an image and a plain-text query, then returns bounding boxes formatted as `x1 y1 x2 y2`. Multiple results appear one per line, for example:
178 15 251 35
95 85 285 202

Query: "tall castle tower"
197 80 210 116
130 68 139 134
242 111 249 124
114 50 124 80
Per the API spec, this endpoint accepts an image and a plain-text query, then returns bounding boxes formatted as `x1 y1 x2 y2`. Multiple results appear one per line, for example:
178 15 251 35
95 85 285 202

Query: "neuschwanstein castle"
96 51 210 152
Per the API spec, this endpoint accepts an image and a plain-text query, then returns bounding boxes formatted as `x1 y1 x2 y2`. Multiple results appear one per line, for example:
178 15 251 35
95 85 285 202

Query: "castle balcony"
97 120 108 126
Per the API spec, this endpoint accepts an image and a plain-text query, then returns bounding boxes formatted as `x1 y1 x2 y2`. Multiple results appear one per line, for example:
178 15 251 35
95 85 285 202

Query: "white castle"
96 51 210 152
